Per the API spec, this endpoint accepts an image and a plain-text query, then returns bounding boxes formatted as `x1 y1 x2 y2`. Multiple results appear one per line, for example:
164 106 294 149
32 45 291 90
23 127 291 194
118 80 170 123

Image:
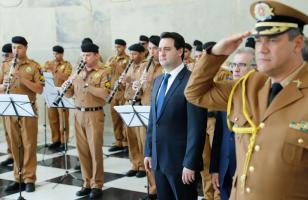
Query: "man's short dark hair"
160 32 185 50
287 28 303 41
160 32 185 60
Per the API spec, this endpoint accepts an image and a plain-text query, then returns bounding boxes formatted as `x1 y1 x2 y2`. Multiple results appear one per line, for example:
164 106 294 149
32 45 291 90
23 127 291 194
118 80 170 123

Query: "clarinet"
53 60 86 106
105 60 133 103
5 54 18 94
131 56 154 105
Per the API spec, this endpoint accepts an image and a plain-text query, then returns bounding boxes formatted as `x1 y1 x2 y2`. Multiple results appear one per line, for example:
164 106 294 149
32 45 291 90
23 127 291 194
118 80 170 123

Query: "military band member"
192 40 202 58
106 39 130 152
185 1 308 199
184 43 195 70
44 45 72 151
0 36 44 192
135 35 163 200
65 43 110 199
194 45 203 62
76 38 104 64
139 35 150 59
123 43 146 178
188 45 203 71
0 43 14 166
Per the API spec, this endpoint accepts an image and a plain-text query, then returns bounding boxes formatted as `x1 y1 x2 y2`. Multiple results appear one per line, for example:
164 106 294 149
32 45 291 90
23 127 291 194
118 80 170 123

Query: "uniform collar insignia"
293 79 302 88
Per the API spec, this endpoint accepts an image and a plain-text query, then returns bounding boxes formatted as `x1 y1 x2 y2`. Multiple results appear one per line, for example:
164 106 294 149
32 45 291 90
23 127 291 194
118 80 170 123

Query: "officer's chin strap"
226 69 262 193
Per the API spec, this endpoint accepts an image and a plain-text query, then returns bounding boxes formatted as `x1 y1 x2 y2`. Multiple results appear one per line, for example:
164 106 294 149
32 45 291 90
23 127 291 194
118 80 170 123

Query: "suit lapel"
157 67 187 121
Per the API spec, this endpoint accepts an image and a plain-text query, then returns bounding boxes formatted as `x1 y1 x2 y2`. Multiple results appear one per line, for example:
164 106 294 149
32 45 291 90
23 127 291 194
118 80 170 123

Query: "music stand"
113 105 150 128
114 105 151 198
0 94 36 200
41 72 56 149
43 74 80 188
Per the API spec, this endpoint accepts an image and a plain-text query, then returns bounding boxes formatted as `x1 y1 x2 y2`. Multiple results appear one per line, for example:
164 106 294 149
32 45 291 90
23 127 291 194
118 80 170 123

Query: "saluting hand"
182 167 195 185
211 31 251 56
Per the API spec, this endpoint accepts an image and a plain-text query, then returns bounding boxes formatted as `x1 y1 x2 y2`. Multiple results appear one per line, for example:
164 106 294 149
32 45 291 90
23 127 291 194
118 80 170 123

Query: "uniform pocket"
282 130 308 167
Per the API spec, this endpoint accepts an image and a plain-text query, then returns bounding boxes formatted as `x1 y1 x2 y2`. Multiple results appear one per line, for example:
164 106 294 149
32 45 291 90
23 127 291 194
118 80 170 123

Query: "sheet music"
43 72 56 89
43 73 75 109
0 94 35 117
114 105 150 127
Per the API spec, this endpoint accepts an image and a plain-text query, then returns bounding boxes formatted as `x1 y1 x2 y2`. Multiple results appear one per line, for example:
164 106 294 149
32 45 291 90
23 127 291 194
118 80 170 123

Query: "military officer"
123 43 146 178
0 43 14 166
106 39 130 152
139 35 150 59
184 43 195 70
185 1 308 200
44 45 72 151
193 40 203 57
0 36 44 192
65 43 110 199
135 35 163 200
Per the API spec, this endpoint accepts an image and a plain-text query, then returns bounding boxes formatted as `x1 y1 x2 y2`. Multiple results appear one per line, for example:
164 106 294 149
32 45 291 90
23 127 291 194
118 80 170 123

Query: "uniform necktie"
156 73 171 117
268 83 283 105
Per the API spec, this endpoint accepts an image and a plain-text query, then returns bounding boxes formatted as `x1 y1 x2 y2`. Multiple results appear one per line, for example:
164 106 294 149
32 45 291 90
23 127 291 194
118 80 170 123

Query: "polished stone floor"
0 141 204 200
0 101 204 199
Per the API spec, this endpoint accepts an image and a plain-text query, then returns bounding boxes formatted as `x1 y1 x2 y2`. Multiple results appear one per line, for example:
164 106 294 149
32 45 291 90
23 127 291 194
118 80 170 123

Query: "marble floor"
0 139 205 200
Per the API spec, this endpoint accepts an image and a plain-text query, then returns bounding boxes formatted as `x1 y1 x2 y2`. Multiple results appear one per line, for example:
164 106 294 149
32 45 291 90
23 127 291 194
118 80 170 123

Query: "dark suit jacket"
144 66 207 174
210 111 236 186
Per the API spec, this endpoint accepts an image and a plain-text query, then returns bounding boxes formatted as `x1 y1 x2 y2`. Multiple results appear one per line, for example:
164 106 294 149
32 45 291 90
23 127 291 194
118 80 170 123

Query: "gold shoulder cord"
226 69 262 192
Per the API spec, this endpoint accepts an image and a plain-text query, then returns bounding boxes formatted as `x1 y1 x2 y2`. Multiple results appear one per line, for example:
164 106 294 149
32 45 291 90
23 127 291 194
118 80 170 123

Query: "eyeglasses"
229 62 256 68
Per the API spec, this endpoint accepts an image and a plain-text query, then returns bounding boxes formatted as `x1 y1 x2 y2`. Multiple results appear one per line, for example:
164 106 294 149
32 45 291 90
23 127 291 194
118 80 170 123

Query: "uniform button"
259 122 265 129
234 117 238 121
246 187 251 193
249 166 255 172
298 138 304 144
254 145 261 152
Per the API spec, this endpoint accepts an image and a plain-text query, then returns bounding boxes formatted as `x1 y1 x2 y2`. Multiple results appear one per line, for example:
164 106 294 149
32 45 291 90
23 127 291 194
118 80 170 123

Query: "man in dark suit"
144 32 207 200
210 111 236 200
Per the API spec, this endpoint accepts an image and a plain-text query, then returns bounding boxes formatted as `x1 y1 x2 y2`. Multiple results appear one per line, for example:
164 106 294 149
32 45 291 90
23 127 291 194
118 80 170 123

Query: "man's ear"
293 34 304 54
178 48 184 59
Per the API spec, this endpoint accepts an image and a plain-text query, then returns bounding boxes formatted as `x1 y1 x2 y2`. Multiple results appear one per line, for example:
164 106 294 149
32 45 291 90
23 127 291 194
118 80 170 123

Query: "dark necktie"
156 73 171 117
268 83 283 105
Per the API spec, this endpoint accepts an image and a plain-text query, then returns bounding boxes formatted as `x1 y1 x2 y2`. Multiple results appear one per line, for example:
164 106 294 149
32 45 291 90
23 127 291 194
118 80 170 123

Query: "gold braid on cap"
227 69 264 193
255 22 298 35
